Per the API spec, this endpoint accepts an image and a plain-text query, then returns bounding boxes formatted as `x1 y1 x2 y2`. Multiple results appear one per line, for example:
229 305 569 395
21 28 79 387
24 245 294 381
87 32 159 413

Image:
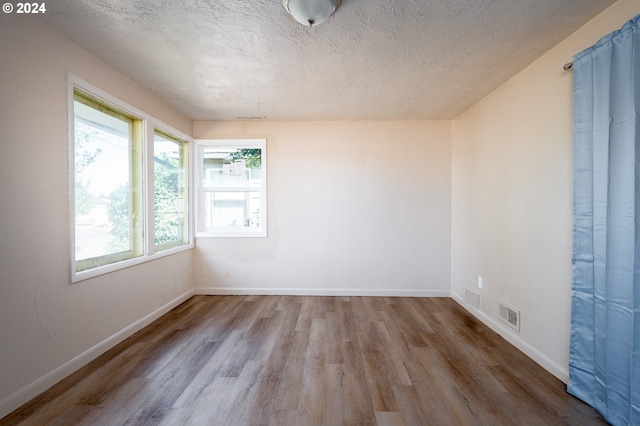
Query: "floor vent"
464 288 480 309
498 300 520 332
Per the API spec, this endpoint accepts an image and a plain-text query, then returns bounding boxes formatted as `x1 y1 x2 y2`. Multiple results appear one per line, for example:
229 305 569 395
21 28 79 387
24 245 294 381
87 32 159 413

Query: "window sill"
195 231 267 238
71 243 194 283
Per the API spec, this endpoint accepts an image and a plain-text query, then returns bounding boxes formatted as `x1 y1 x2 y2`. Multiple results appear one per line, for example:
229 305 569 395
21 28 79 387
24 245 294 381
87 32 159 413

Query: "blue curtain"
568 13 640 426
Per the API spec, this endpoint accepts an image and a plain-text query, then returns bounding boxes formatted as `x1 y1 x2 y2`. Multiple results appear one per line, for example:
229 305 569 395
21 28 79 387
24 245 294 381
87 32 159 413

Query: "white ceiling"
41 0 615 120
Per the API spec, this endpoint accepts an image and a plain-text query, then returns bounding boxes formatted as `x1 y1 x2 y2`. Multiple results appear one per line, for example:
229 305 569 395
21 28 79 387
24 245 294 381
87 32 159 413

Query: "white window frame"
195 139 267 238
68 74 194 283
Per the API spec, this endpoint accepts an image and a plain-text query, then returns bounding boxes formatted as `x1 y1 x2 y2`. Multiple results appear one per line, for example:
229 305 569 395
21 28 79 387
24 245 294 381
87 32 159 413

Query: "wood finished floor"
1 296 606 426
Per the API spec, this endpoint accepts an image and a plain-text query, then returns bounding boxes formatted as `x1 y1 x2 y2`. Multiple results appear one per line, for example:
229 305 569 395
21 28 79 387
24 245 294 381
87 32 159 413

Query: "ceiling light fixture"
282 0 341 27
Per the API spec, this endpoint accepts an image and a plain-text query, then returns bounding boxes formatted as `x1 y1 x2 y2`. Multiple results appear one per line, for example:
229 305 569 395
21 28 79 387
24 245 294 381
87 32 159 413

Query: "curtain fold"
568 13 640 426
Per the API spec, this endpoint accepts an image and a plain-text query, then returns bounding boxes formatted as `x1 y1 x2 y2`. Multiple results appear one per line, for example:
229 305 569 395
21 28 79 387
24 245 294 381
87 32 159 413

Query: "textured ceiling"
41 0 615 120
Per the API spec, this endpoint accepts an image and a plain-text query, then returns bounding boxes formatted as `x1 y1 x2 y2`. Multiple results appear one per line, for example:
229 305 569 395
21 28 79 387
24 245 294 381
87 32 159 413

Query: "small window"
154 130 189 251
195 139 267 237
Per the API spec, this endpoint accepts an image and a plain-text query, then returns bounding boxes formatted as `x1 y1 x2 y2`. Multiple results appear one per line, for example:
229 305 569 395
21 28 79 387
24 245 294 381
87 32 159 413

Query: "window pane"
154 131 188 249
196 139 266 237
204 191 261 229
73 97 134 266
202 148 262 188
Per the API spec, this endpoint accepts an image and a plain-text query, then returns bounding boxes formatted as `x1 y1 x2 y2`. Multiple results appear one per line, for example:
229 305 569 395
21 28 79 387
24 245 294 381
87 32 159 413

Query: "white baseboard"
450 290 569 383
194 287 450 297
0 289 194 419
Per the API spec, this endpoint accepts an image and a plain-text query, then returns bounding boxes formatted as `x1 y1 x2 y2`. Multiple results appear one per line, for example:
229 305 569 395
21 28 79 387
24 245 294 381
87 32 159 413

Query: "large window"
72 91 143 271
195 139 267 237
69 76 192 282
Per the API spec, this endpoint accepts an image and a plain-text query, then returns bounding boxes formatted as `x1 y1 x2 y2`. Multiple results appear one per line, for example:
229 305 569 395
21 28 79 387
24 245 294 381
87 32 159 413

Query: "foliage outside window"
154 131 189 251
70 76 192 282
73 91 143 271
195 139 267 237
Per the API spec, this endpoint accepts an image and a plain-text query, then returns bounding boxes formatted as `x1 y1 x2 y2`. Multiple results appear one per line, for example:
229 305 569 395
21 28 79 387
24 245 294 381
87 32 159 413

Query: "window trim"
68 74 194 283
195 139 267 238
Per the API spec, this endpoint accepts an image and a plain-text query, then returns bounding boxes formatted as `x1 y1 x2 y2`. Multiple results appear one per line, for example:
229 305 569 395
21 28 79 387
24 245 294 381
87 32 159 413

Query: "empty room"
1 0 639 424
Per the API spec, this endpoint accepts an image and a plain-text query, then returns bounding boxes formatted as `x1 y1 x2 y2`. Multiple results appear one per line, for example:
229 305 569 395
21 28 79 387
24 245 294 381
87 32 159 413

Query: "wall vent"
498 300 520 332
464 288 480 309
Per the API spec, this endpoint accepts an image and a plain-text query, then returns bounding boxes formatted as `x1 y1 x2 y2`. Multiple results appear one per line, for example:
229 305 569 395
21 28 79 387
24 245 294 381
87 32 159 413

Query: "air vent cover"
464 288 480 309
498 300 520 332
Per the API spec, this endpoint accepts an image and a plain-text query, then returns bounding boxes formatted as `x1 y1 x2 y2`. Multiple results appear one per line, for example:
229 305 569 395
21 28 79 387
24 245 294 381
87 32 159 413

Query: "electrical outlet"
478 275 483 289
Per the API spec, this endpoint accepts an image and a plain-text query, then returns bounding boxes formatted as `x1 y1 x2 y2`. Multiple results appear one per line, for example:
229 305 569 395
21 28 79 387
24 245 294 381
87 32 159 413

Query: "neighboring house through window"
195 139 267 237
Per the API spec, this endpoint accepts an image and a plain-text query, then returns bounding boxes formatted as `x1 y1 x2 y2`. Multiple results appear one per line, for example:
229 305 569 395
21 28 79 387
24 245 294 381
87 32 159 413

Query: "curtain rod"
563 62 573 70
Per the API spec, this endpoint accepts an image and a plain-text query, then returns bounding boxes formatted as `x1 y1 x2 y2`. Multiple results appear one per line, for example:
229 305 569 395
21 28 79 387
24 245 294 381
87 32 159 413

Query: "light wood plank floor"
1 296 606 425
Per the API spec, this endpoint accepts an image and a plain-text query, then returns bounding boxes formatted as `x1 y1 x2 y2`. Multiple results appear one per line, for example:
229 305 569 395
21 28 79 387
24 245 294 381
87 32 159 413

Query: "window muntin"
196 140 267 237
154 130 189 251
73 91 143 271
69 75 193 282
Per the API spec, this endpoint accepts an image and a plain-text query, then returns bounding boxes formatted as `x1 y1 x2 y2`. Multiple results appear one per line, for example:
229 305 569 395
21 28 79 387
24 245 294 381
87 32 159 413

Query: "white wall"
0 16 194 416
451 0 640 382
193 121 451 296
